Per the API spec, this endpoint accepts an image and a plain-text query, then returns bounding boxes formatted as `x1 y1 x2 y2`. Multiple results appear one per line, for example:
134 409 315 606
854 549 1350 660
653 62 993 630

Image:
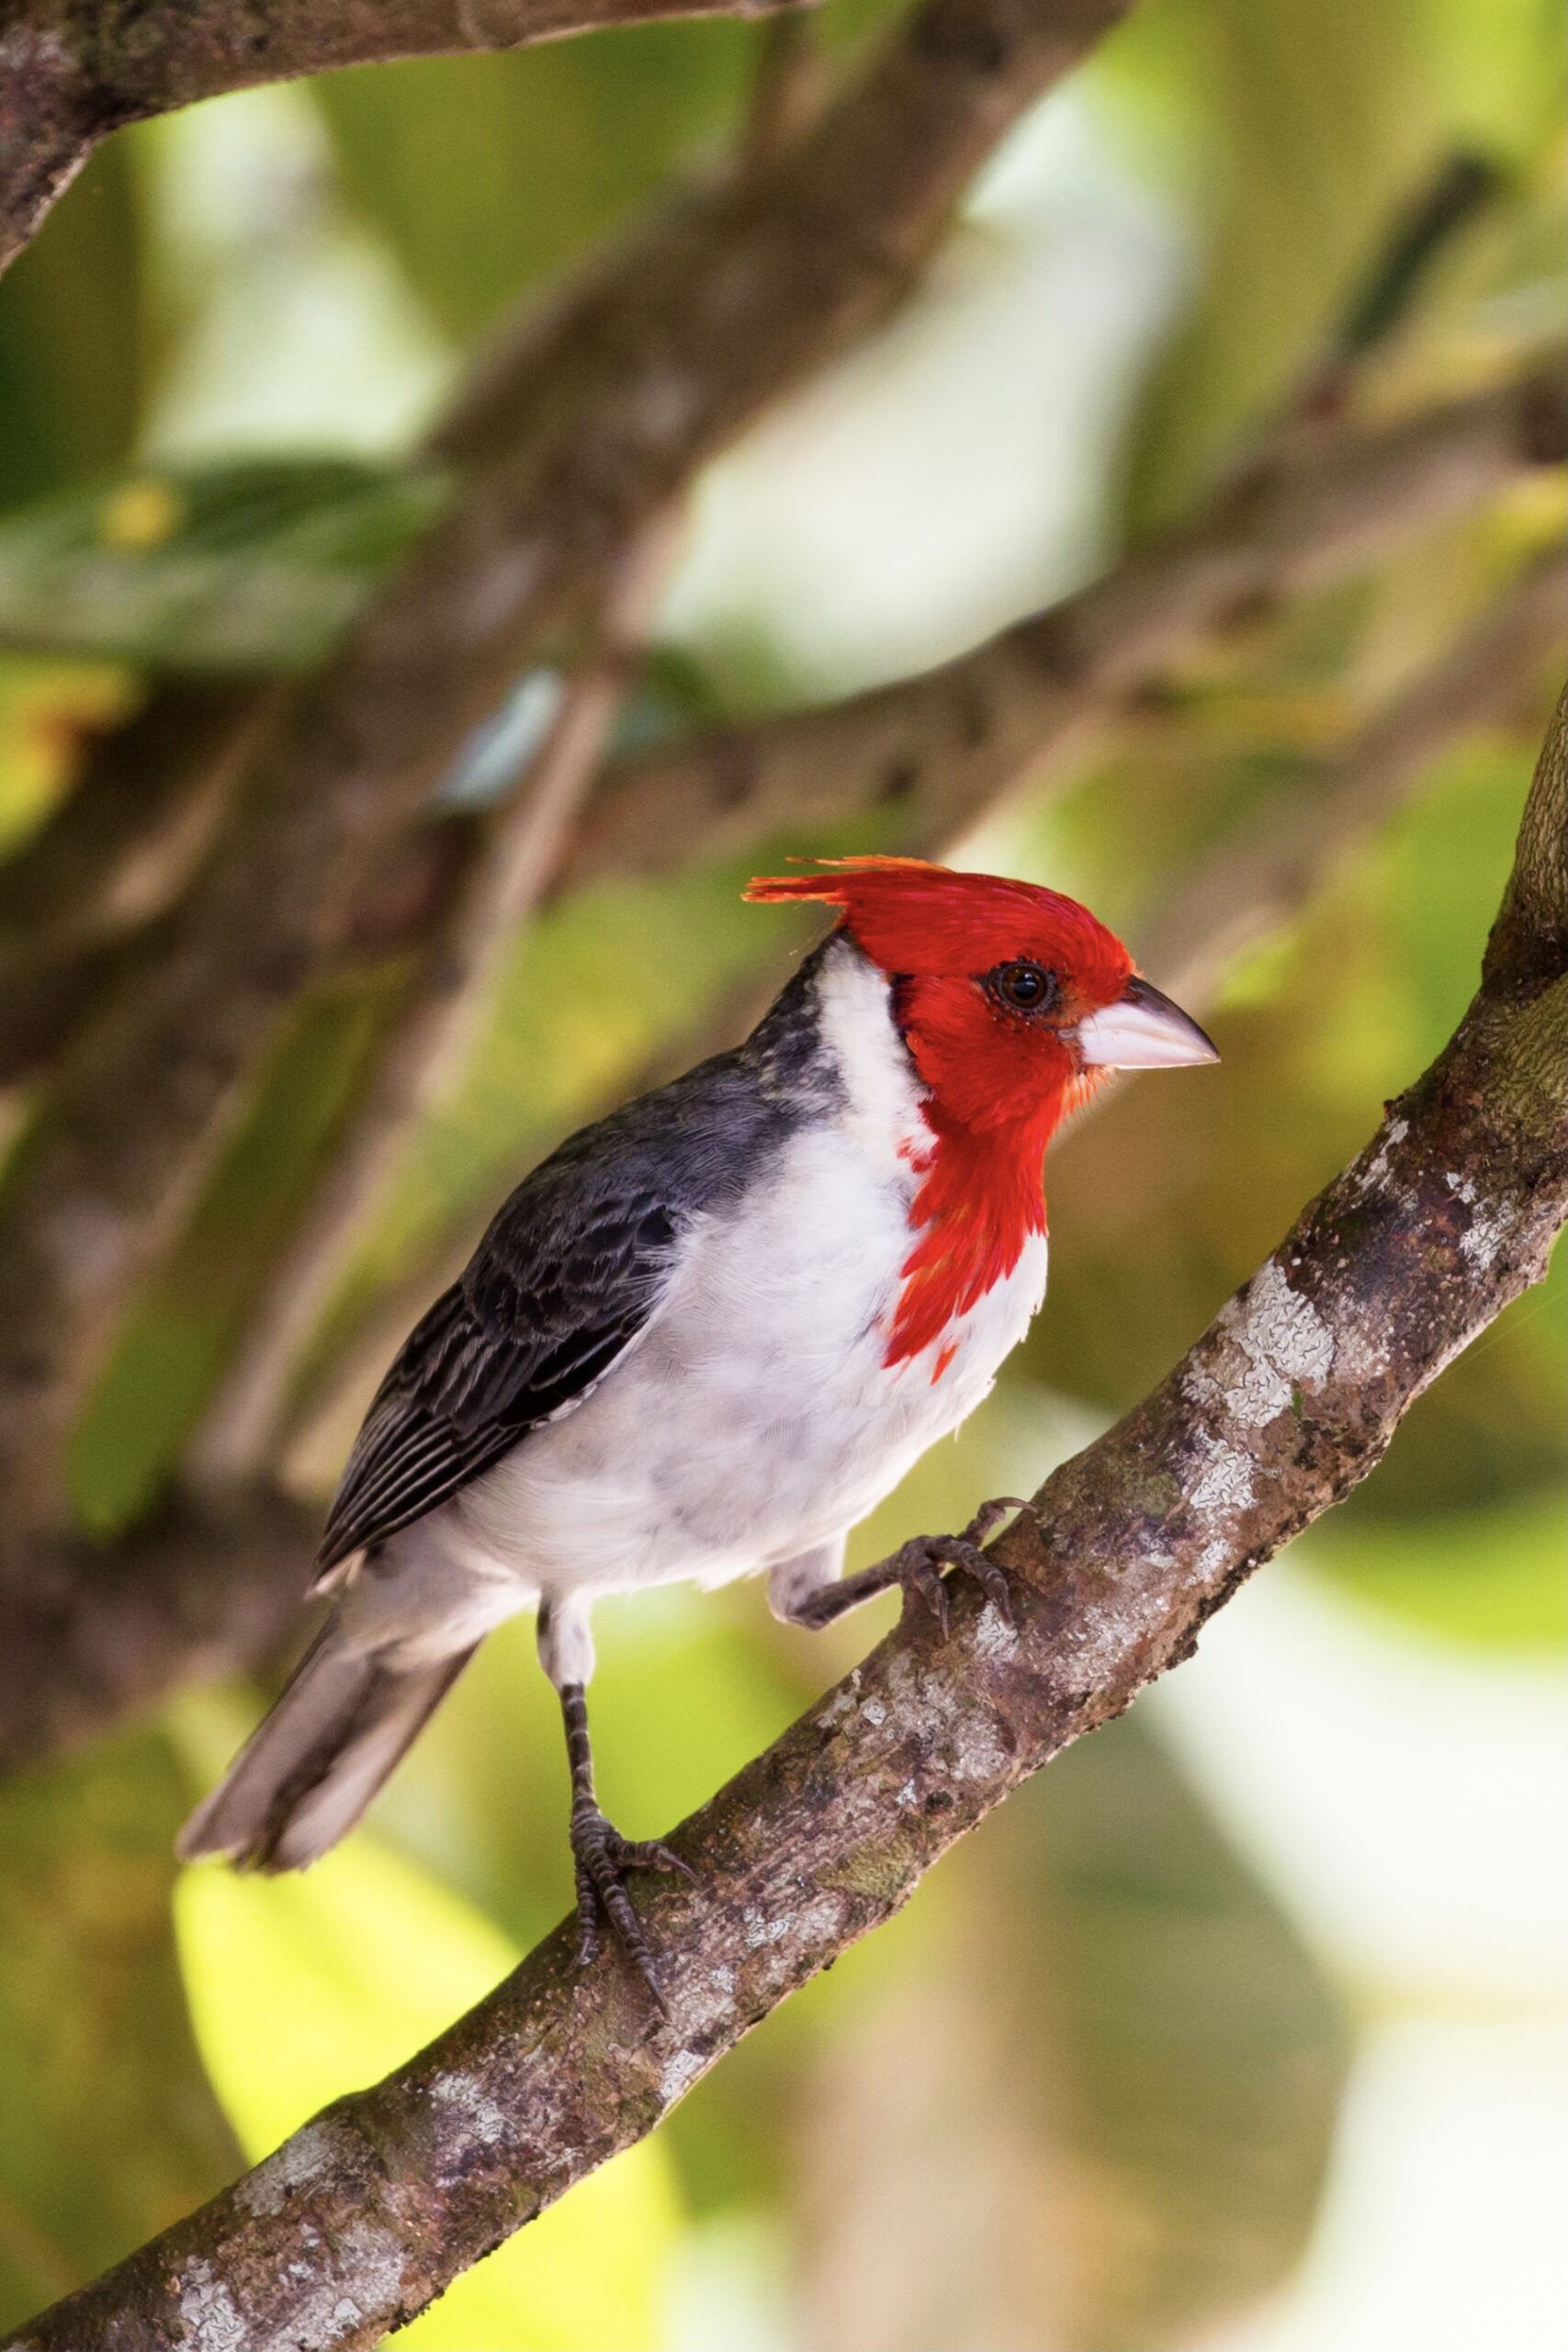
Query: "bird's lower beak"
1073 976 1220 1069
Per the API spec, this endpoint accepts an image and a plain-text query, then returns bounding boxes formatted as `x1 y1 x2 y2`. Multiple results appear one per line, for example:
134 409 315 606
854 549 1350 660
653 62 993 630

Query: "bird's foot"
570 1804 693 2012
890 1496 1032 1637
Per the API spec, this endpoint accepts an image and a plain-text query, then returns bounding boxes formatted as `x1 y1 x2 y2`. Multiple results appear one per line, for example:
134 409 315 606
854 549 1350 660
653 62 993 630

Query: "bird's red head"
746 855 1213 1134
748 857 1218 1365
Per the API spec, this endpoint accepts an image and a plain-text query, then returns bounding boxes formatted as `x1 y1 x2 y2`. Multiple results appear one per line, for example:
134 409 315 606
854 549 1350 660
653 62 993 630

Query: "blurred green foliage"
0 0 1562 2343
175 1827 682 2347
317 1 899 337
1108 0 1566 516
0 1734 237 2317
0 145 149 514
0 457 449 673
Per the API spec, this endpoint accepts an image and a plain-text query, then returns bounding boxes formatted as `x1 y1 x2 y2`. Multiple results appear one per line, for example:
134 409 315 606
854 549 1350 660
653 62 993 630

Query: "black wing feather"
317 1200 675 1573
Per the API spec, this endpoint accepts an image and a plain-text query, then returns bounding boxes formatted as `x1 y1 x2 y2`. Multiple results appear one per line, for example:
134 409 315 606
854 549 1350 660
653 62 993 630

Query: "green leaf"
0 141 147 515
175 1834 683 2349
314 28 754 342
1108 0 1443 521
0 1733 238 2329
0 457 448 674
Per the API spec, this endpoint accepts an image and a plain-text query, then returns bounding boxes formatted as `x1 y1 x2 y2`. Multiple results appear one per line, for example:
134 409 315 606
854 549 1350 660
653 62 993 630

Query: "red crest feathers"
745 856 1130 998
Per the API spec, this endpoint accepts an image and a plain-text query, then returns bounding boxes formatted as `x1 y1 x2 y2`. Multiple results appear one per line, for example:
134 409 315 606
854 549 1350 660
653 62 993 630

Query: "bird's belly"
446 1133 1047 1595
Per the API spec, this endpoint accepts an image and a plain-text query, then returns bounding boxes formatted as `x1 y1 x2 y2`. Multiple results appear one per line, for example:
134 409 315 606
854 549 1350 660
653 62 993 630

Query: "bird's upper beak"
1073 976 1220 1070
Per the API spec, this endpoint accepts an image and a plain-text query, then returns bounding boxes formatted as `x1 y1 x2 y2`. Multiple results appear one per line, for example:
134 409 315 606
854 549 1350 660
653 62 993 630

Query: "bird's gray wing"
316 1175 678 1575
314 942 842 1577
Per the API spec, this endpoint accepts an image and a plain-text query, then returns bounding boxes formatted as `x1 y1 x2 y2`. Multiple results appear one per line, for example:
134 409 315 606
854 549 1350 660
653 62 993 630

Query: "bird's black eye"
989 959 1059 1014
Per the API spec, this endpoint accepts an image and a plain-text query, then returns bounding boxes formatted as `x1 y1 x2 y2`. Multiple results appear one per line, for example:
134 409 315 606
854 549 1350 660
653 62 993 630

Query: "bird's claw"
570 1804 693 2012
892 1497 1032 1637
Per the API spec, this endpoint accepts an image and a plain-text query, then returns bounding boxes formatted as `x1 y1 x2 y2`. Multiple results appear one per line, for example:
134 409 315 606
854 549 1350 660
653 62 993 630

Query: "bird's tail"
176 1614 477 1873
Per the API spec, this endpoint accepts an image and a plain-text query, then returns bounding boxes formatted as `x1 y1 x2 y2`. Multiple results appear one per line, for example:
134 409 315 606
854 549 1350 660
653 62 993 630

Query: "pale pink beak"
1073 976 1220 1070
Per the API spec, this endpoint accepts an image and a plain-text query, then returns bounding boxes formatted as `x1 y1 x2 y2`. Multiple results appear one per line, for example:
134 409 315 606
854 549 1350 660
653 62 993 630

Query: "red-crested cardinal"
180 857 1217 1997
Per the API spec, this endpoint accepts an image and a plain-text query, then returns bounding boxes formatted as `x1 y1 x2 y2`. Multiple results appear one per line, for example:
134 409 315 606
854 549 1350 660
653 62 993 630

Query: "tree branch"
0 0 826 277
562 366 1567 888
0 0 1134 1544
14 687 1564 2352
0 686 266 1091
0 1483 316 1771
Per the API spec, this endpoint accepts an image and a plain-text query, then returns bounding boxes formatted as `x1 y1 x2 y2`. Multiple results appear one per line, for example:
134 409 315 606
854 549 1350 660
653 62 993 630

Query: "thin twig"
187 521 680 1485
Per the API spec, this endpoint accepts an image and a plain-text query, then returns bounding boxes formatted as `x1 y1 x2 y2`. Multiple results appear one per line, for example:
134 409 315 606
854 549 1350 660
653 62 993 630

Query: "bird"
179 855 1217 1999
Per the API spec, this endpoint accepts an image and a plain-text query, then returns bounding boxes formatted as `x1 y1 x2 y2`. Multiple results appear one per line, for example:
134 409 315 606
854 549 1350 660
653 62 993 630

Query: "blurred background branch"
0 1484 317 1770
1138 546 1568 1003
560 368 1566 887
0 0 829 276
15 692 1564 2352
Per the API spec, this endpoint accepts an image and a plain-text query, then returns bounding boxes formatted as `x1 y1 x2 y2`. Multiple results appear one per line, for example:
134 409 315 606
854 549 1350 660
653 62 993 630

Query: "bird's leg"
539 1596 690 2010
559 1684 691 2005
778 1498 1032 1636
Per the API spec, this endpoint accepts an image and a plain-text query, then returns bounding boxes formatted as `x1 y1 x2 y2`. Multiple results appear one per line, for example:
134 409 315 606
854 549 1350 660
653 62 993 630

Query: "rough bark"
0 0 823 277
0 0 1134 1544
11 690 1564 2352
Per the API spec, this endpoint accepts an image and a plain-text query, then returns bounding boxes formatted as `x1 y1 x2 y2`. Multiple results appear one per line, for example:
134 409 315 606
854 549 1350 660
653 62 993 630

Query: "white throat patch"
810 935 931 1169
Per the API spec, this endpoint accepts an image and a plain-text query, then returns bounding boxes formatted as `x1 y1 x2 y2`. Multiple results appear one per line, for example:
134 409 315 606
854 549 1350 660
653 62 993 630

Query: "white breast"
436 943 1048 1600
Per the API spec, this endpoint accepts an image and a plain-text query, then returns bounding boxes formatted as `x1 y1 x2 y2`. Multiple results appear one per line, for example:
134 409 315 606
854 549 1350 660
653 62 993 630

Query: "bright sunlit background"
1 0 1562 2344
